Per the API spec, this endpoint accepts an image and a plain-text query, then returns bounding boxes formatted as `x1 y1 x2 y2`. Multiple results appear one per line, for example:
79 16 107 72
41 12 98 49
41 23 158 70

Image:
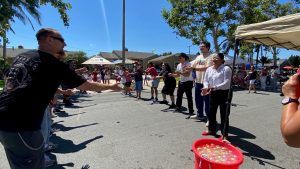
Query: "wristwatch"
281 97 299 105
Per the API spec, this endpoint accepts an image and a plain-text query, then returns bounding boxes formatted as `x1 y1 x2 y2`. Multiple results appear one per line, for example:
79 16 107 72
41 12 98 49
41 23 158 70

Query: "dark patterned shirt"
0 50 86 131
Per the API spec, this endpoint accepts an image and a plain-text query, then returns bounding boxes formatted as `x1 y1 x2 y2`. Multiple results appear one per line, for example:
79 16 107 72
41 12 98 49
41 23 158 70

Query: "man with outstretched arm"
0 28 121 169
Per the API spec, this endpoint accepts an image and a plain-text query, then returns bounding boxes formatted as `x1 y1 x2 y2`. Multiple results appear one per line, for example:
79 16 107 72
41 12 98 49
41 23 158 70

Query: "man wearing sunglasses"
0 28 122 169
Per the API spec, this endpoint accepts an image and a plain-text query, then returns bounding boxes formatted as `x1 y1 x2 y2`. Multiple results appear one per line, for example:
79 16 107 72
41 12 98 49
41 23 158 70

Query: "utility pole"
122 0 126 65
187 45 191 55
3 32 6 61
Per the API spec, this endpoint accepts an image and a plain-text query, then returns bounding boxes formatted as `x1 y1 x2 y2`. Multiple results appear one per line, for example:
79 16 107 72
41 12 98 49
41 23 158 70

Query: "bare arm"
77 81 122 92
56 88 75 96
186 66 208 72
194 66 209 72
281 73 300 147
169 71 180 77
154 75 164 79
75 67 88 74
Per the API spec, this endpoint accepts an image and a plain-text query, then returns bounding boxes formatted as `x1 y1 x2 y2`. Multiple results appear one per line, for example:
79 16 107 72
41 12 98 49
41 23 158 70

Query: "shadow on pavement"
160 106 188 113
231 103 248 107
253 92 270 95
250 156 287 169
230 137 274 159
229 126 256 139
64 104 97 109
51 135 103 154
76 99 94 102
227 126 285 168
47 159 74 169
54 123 98 132
56 111 87 118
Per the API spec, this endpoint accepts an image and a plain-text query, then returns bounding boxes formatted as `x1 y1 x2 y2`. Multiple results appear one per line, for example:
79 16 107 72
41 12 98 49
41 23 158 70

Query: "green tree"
260 0 299 66
288 55 300 67
161 52 172 56
0 0 72 65
162 0 242 53
0 0 72 38
162 0 299 62
259 56 271 67
63 51 88 68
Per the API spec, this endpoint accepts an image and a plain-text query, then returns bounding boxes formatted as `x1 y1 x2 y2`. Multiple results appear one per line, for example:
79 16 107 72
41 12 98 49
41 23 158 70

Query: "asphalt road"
0 86 300 169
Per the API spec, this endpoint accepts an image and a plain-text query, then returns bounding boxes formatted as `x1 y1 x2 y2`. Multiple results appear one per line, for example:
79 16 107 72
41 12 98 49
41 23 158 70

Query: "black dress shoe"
159 100 168 104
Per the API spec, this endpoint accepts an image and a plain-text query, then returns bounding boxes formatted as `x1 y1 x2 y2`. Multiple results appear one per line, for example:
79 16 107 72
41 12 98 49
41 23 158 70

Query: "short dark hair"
148 62 154 67
36 28 57 41
200 41 210 50
217 53 224 60
178 52 189 61
217 53 225 63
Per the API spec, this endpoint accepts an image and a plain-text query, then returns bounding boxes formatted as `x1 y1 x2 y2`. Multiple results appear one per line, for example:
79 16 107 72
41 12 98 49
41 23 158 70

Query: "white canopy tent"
235 13 300 51
82 55 113 65
223 13 300 112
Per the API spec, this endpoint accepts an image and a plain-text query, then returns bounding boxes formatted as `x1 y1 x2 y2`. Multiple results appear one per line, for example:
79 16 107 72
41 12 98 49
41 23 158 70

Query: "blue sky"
5 0 299 59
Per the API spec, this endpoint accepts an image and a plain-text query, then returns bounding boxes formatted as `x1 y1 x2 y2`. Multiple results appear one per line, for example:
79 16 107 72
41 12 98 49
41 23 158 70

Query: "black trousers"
208 89 230 136
176 81 194 114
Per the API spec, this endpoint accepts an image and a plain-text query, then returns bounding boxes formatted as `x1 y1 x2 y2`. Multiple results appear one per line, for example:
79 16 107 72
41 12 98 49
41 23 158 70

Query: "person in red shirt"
92 68 98 82
145 62 159 102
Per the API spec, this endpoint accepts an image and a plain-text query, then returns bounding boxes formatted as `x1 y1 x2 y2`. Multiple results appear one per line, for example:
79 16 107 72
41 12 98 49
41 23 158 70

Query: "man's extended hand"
63 89 75 96
109 83 122 92
75 67 88 74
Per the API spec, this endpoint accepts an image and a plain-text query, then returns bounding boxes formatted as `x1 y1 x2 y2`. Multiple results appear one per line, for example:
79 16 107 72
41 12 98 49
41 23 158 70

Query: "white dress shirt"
176 61 193 82
203 64 232 90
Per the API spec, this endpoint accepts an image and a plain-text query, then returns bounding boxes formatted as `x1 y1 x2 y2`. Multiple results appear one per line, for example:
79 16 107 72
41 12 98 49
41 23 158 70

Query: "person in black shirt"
156 63 176 108
0 28 121 169
245 66 258 93
133 63 143 100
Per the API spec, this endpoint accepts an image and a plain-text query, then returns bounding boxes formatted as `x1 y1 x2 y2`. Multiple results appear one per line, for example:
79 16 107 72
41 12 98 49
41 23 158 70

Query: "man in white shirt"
188 42 213 121
170 53 194 115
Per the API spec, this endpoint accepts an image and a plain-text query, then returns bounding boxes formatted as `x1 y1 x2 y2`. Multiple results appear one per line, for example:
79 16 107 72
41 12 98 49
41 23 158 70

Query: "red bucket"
192 138 244 169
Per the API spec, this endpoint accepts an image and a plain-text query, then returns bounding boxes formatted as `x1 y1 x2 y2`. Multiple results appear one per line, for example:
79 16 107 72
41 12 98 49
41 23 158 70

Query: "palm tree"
259 56 271 67
1 1 41 60
12 1 41 29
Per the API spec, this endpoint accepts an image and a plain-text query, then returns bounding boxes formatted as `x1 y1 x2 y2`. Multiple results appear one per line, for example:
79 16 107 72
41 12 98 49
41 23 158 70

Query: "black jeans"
176 81 194 114
208 90 230 136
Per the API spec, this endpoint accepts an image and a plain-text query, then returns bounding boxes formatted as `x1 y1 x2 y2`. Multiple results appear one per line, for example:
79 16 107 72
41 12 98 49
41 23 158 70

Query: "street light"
122 0 126 65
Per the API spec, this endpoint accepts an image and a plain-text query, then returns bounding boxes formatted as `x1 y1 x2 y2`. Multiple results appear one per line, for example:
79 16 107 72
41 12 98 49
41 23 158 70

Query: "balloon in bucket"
192 138 244 169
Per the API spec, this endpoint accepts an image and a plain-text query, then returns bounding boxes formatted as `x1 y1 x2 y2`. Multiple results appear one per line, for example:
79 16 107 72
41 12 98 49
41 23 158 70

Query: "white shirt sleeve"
203 67 210 88
176 64 181 72
214 66 232 90
190 59 197 68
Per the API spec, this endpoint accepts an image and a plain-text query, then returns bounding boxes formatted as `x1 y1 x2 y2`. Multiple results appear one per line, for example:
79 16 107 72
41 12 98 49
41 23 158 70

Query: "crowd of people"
0 27 298 169
232 64 281 93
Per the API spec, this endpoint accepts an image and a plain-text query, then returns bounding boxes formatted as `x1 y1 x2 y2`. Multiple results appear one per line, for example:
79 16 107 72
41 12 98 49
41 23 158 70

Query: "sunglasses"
49 36 65 43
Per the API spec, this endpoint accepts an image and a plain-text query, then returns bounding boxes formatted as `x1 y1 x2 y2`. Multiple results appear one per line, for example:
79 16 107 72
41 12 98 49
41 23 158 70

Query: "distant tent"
82 55 113 65
112 59 135 64
224 55 248 65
